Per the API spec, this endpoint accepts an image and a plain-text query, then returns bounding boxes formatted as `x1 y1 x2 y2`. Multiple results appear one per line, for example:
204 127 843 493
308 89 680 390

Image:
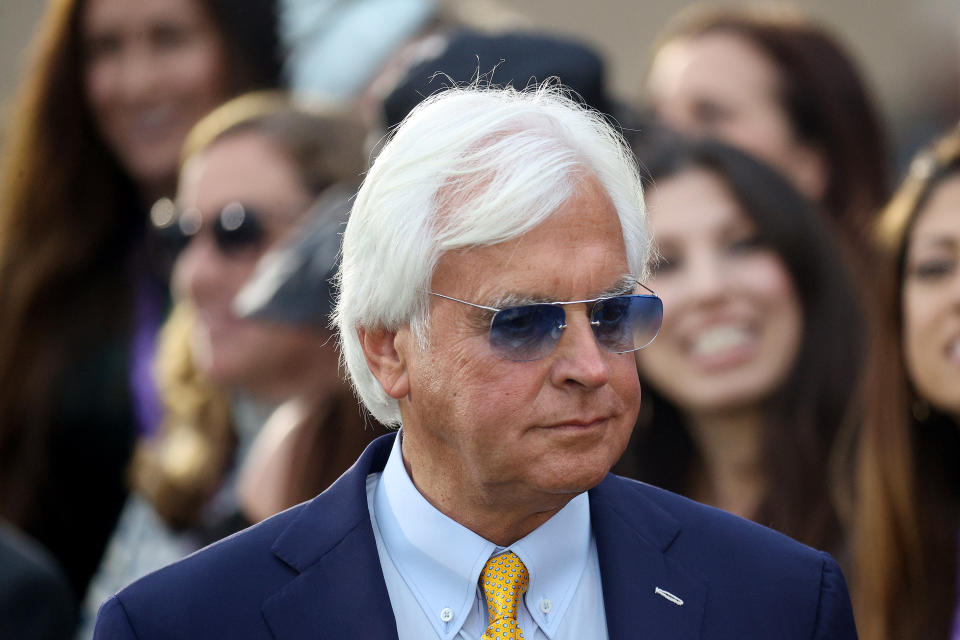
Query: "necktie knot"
480 551 529 640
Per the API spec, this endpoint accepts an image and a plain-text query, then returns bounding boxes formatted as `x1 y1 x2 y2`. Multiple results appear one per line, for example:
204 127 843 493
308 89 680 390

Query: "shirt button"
440 607 454 622
540 599 553 614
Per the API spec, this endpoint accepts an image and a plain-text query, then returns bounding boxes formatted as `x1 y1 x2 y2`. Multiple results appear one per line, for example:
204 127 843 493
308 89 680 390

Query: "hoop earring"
911 398 931 422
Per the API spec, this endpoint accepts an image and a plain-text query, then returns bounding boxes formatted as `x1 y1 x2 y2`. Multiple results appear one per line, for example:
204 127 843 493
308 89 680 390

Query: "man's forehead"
485 274 638 307
432 237 635 305
428 168 631 302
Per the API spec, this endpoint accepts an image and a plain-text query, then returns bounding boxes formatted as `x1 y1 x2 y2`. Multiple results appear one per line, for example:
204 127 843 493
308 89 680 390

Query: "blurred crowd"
0 1 956 639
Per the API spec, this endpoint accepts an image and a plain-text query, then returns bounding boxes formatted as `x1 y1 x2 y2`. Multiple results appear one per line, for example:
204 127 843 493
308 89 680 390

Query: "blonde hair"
133 305 233 528
135 92 368 526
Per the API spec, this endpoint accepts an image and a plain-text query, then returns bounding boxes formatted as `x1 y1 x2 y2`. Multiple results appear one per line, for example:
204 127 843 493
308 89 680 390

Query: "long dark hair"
852 125 960 640
651 4 889 248
616 138 865 555
0 0 281 526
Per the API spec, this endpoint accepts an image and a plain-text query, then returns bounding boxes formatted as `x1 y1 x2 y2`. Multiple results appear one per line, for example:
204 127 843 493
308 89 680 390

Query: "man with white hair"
94 85 857 639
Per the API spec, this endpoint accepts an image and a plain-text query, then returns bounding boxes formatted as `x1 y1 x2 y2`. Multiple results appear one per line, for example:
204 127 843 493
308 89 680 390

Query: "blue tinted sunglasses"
429 284 663 362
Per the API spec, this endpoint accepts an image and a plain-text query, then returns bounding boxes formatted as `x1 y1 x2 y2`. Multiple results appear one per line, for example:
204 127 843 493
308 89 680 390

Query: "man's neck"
399 431 572 546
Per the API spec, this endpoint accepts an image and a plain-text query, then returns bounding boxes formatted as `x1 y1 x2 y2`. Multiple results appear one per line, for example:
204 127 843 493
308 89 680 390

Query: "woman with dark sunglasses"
851 124 960 640
0 0 281 612
79 93 388 624
613 138 865 558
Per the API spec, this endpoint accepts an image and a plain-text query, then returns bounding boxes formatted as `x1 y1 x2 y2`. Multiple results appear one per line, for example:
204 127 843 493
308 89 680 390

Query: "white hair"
333 83 650 426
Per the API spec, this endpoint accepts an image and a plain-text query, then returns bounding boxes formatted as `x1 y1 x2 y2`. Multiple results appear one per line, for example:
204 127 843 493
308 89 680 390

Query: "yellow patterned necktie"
479 551 529 640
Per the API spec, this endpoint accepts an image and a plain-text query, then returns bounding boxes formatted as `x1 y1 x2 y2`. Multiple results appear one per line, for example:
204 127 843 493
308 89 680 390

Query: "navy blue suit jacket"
94 433 857 639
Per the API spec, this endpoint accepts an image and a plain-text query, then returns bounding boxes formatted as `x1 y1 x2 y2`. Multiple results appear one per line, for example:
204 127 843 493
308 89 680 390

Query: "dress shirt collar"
373 431 592 639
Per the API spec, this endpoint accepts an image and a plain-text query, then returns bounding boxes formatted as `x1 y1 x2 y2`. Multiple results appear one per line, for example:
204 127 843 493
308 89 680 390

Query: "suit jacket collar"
262 433 399 640
261 433 707 639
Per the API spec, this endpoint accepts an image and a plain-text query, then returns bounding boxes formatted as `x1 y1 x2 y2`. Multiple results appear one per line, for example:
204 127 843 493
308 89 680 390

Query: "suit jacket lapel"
260 436 708 639
591 476 707 640
261 433 400 640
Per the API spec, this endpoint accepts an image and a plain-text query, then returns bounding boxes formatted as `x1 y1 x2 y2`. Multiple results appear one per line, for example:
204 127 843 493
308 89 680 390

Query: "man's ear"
358 327 410 400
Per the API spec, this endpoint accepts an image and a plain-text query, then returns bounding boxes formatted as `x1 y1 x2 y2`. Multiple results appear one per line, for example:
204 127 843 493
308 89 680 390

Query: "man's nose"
549 307 610 389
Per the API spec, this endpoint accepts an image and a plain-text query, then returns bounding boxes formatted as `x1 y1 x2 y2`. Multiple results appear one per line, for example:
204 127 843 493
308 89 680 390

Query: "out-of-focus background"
2 1 960 638
3 0 959 159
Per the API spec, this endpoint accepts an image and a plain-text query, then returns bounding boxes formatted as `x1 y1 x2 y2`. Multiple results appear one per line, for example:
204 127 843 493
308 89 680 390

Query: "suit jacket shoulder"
93 434 399 640
590 474 857 639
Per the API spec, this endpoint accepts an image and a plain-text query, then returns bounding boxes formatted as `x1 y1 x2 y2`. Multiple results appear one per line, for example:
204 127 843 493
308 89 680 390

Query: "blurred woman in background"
615 139 865 556
80 93 385 627
141 92 378 532
853 124 960 640
643 3 889 254
0 0 280 604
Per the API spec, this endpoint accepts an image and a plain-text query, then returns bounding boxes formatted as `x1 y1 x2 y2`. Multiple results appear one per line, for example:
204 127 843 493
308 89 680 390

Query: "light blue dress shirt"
366 433 608 640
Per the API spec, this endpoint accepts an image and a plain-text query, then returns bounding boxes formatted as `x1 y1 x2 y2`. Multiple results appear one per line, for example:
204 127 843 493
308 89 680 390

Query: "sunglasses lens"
154 222 189 258
151 206 197 260
592 295 663 353
490 304 566 361
214 203 264 253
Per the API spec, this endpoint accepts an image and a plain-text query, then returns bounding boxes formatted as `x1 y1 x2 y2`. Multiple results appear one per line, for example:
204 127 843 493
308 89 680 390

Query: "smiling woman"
638 168 803 419
0 0 280 608
81 0 233 201
614 138 865 556
852 123 960 640
901 177 960 417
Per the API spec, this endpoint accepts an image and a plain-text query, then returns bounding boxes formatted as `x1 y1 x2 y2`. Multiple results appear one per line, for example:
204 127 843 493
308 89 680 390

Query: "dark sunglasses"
429 284 663 362
151 199 266 257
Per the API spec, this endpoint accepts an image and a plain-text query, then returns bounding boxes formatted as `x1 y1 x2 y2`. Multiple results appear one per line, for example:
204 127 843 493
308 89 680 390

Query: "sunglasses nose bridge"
553 302 598 346
546 303 613 386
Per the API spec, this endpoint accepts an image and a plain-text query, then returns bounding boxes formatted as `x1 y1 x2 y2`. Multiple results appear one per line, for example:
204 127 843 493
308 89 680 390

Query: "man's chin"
538 458 616 497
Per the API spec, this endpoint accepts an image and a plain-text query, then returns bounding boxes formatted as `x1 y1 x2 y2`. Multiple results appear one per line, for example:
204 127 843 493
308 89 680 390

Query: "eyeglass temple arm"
427 291 501 313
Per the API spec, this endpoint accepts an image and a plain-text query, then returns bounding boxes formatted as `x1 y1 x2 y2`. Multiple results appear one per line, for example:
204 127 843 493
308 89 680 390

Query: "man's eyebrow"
487 291 548 308
605 275 640 296
487 275 638 308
